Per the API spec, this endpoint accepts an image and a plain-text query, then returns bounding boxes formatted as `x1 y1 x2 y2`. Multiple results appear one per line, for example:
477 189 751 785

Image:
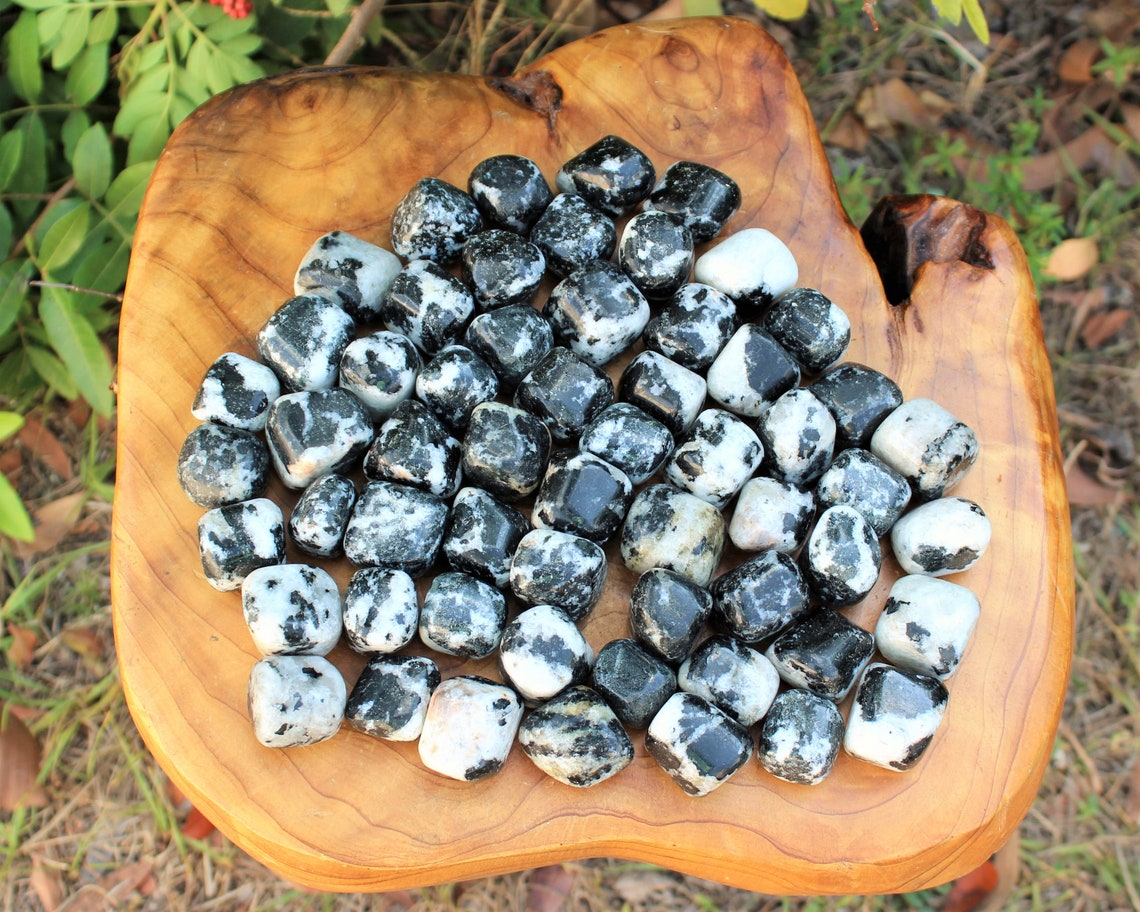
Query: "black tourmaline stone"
643 160 742 243
461 229 545 311
442 486 531 588
711 550 811 643
338 331 422 422
461 401 551 501
294 230 402 324
289 473 356 558
467 154 553 234
342 566 419 653
198 498 285 592
706 324 800 418
810 362 903 450
664 408 764 509
618 211 694 300
192 352 280 432
342 480 448 576
515 347 615 442
578 403 674 486
678 635 780 727
544 261 651 368
529 193 616 277
556 135 655 217
381 260 475 355
265 388 373 490
509 528 607 621
756 689 845 785
642 283 739 372
178 422 269 508
415 344 500 432
728 477 816 554
629 567 713 664
646 692 753 797
464 304 554 387
618 350 706 437
519 686 635 787
620 484 726 588
756 387 837 487
346 654 440 741
874 575 981 680
815 448 911 538
532 450 633 544
248 655 345 748
762 288 851 375
390 177 483 263
766 609 876 702
240 563 342 657
362 399 462 499
419 571 507 659
870 398 980 500
591 638 677 729
257 294 354 393
498 604 593 704
890 496 991 577
844 664 948 771
801 505 882 606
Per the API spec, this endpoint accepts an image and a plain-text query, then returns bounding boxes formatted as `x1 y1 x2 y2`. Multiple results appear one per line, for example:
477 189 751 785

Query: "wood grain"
110 17 1073 894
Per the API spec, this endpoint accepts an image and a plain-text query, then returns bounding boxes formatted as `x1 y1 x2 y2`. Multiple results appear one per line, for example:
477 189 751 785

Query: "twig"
28 281 124 304
11 177 77 259
324 0 389 67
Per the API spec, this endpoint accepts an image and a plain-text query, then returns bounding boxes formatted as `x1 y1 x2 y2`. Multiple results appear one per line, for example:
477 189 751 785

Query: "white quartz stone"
294 231 402 323
418 676 523 781
645 692 752 796
339 332 421 421
248 655 346 748
241 564 342 656
693 228 798 305
728 476 815 553
665 409 764 509
498 605 594 703
757 387 836 486
875 574 981 679
620 485 726 587
890 496 991 577
678 639 780 727
343 567 419 653
870 398 979 499
192 352 281 432
844 663 948 771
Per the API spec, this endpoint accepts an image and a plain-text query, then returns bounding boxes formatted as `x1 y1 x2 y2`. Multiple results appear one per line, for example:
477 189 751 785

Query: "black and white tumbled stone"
620 484 726 587
390 177 483 264
509 528 607 622
178 423 269 508
342 480 449 576
591 638 677 729
294 230 402 324
544 261 651 368
363 400 462 499
515 347 615 442
761 288 851 375
419 571 507 659
810 363 903 450
728 476 816 554
619 350 706 437
890 497 991 577
532 450 633 544
755 689 845 785
693 228 798 314
801 504 882 607
529 193 616 277
645 692 753 797
241 564 342 657
578 403 674 486
642 283 739 372
629 567 713 664
461 401 552 501
381 260 475 355
870 398 980 500
192 352 280 432
464 304 554 388
338 331 422 422
618 211 694 300
519 686 635 787
643 160 741 244
248 655 346 749
766 609 875 702
418 676 523 781
257 294 355 393
461 229 545 311
814 448 911 538
498 604 593 704
345 654 440 741
342 566 419 654
710 550 811 643
844 663 949 772
756 388 837 487
415 344 500 432
442 486 531 588
198 498 285 592
678 635 780 727
289 473 356 558
555 135 655 218
875 574 981 680
467 154 553 234
664 408 764 509
706 324 800 418
265 388 373 490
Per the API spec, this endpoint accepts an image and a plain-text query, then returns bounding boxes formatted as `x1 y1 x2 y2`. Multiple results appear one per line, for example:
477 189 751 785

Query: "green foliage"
0 410 34 541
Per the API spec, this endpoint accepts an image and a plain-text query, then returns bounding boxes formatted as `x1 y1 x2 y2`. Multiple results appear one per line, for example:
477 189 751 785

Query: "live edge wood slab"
111 16 1074 896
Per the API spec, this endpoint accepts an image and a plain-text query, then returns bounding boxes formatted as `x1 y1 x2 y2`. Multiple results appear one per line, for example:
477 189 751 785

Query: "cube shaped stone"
642 283 739 372
871 398 980 499
556 135 655 217
844 664 948 771
257 294 354 392
875 575 981 679
762 288 851 375
415 344 499 432
810 363 903 450
509 528 607 621
544 261 651 368
533 451 633 544
519 686 635 787
464 304 554 387
241 564 342 657
618 211 694 300
643 160 741 243
248 655 346 749
890 497 991 577
289 473 356 558
442 486 531 588
815 448 911 538
390 177 482 264
756 689 845 785
178 422 269 508
693 228 798 314
706 325 800 417
461 401 552 501
468 154 553 234
345 655 440 741
756 388 836 486
710 550 811 643
620 484 725 587
619 350 706 437
338 331 422 422
461 229 545 310
192 352 281 432
362 400 462 499
766 609 875 702
342 480 448 575
678 635 780 727
515 347 615 442
629 567 713 664
578 403 674 486
342 566 419 654
418 676 523 781
419 571 507 659
294 230 402 324
645 692 753 797
381 260 475 354
591 638 677 729
664 408 764 509
529 193 616 277
801 505 882 607
265 388 373 490
198 498 285 592
728 476 816 554
498 604 593 704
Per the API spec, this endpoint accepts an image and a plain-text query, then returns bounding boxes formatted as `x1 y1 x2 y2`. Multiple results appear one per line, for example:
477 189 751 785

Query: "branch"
324 0 389 67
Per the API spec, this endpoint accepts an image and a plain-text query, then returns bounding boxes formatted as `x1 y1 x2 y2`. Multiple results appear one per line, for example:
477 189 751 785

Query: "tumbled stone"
556 135 655 217
345 654 440 741
815 448 911 538
509 528 607 621
762 288 851 375
533 451 633 544
461 401 551 501
591 638 677 729
265 388 373 490
870 398 980 499
706 324 800 417
618 211 694 299
419 571 507 659
711 550 811 643
529 193 616 277
241 563 342 657
810 363 903 449
642 283 739 372
390 177 483 263
418 676 523 781
363 400 462 499
178 422 269 508
415 344 500 432
294 230 402 324
619 350 706 436
342 566 419 653
461 229 545 310
643 160 741 243
468 154 553 234
289 473 356 558
192 352 280 432
620 484 725 587
801 505 882 606
645 692 753 796
578 403 674 485
766 609 875 702
728 476 816 554
757 388 837 486
844 663 948 771
544 261 651 368
338 331 422 422
464 304 554 387
629 568 713 664
515 347 615 442
756 689 845 785
198 498 285 592
693 228 798 314
381 260 475 355
248 655 345 749
875 574 981 679
890 497 991 577
678 635 779 727
519 686 635 787
257 294 355 393
498 604 593 704
442 486 530 588
664 408 764 509
342 480 448 575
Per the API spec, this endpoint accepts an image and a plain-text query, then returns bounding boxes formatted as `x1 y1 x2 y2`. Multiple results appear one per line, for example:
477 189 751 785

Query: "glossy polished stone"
875 574 981 679
578 403 674 485
192 352 280 432
241 564 342 657
756 387 837 486
544 261 651 368
728 476 815 554
620 484 725 587
519 687 634 787
248 655 346 749
762 288 850 375
815 448 911 538
844 663 948 771
591 638 677 729
294 230 402 324
198 498 285 592
418 676 523 781
693 228 798 314
289 473 355 558
342 566 419 654
801 505 882 607
338 331 422 422
265 388 373 490
664 408 764 509
390 177 483 263
345 654 440 741
766 609 875 702
419 571 507 659
678 635 779 727
643 160 741 243
706 324 800 418
498 604 593 704
532 450 633 544
461 401 552 501
461 229 545 311
177 422 269 508
871 398 980 499
342 480 448 575
257 294 354 393
711 550 811 643
442 486 530 588
556 135 655 217
810 363 903 450
381 260 475 355
618 211 694 299
509 529 607 621
529 193 616 277
515 347 615 442
890 497 991 577
468 154 553 234
642 283 739 372
618 350 706 437
629 567 713 664
464 304 554 388
415 344 500 432
645 692 753 797
756 689 844 785
363 400 462 499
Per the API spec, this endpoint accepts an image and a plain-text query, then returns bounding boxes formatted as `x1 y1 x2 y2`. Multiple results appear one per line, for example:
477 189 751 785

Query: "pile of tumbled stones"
178 135 991 797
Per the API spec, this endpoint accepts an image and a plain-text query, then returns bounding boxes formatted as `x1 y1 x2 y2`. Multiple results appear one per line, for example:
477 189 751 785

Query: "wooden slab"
111 16 1073 895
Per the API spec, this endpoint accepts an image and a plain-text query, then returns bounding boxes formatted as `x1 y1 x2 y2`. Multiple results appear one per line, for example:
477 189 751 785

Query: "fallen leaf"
1023 126 1140 191
30 860 64 912
1043 237 1098 281
1079 308 1130 349
17 416 73 482
1122 104 1140 144
60 626 105 662
856 78 944 133
825 110 869 153
943 859 998 912
13 491 87 559
613 870 681 906
0 707 49 810
526 864 577 912
0 448 23 478
1058 37 1102 85
378 889 417 910
1065 461 1124 506
102 860 155 901
7 622 38 670
182 805 217 840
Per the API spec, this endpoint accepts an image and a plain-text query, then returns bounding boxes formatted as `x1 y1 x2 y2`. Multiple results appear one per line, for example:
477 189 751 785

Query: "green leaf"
26 344 79 399
0 130 23 193
11 0 65 9
51 6 90 69
0 411 23 441
9 115 47 207
131 61 173 98
39 286 114 416
0 204 12 260
132 37 168 76
73 123 113 200
0 260 35 339
65 43 109 105
71 236 130 296
931 0 963 25
961 0 990 44
87 6 119 45
61 109 91 163
38 202 92 275
0 472 35 542
219 33 264 58
185 2 226 27
36 5 70 47
206 11 256 40
126 116 171 166
8 11 44 103
326 0 352 15
227 54 264 86
113 89 167 138
105 161 156 214
684 0 723 14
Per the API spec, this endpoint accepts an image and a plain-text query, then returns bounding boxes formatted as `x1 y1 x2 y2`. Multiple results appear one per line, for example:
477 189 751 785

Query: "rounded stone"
814 448 911 538
810 363 903 450
461 401 552 501
342 566 419 654
390 177 483 264
256 294 355 393
711 550 811 643
801 504 882 607
498 604 593 704
338 331 422 422
544 261 651 368
515 347 615 442
844 663 949 772
418 676 523 781
177 422 269 508
518 686 635 787
645 692 753 797
890 496 991 577
241 563 342 657
289 473 356 558
756 387 837 486
618 350 707 437
728 476 816 554
629 568 713 664
198 498 286 592
461 229 546 311
419 571 507 659
265 388 373 490
509 528 607 621
192 352 281 432
442 486 531 588
762 287 851 375
875 574 981 679
870 398 980 499
756 689 845 785
643 160 742 243
532 450 633 544
620 484 726 587
294 230 402 324
590 639 677 729
765 608 876 702
693 228 798 314
467 153 553 234
664 408 764 509
618 210 694 300
464 304 555 388
642 283 739 372
248 655 346 749
342 480 449 576
529 193 616 277
578 403 674 486
677 635 780 727
706 324 800 418
363 399 462 499
381 259 475 355
415 344 500 432
555 135 655 217
345 654 440 742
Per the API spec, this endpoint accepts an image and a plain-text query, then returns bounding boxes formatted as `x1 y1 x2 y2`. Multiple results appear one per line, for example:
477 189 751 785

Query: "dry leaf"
30 860 64 912
526 864 577 912
13 491 87 559
1043 237 1098 281
1058 37 1102 85
17 416 73 482
1023 126 1140 192
60 626 105 661
825 110 869 153
1122 104 1140 144
1080 308 1130 349
182 805 217 840
612 870 681 906
1065 461 1124 506
856 78 943 133
7 622 37 670
943 859 998 912
0 708 48 810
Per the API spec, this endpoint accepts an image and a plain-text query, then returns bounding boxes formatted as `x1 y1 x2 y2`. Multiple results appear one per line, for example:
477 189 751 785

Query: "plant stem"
28 282 124 304
325 0 390 66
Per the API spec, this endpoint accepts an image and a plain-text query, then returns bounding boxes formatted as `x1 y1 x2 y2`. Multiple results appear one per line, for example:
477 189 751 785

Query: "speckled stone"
706 324 800 418
618 211 694 299
390 177 483 263
890 497 991 577
642 283 739 372
498 604 593 704
178 422 269 508
619 350 706 437
664 408 764 509
198 498 285 592
629 568 713 664
461 229 545 311
810 363 903 450
815 449 910 538
464 304 554 388
801 505 882 606
529 193 616 277
693 228 798 314
415 344 500 432
678 635 779 727
710 550 811 643
533 451 633 544
844 663 948 771
766 609 875 702
519 686 635 787
756 387 837 486
345 654 440 741
241 564 342 657
645 692 753 797
468 154 553 234
342 566 419 654
756 689 845 785
363 400 462 499
875 575 981 679
192 352 281 432
620 484 725 587
381 260 475 355
591 638 677 729
556 135 655 217
289 473 356 558
509 528 607 621
515 347 615 442
728 476 816 554
870 398 980 499
342 480 448 575
257 294 354 393
442 486 531 588
544 261 651 368
578 403 674 485
418 676 523 781
643 161 741 243
762 288 851 375
294 230 402 324
338 331 422 422
248 655 346 749
419 571 507 659
265 388 373 490
461 401 552 501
